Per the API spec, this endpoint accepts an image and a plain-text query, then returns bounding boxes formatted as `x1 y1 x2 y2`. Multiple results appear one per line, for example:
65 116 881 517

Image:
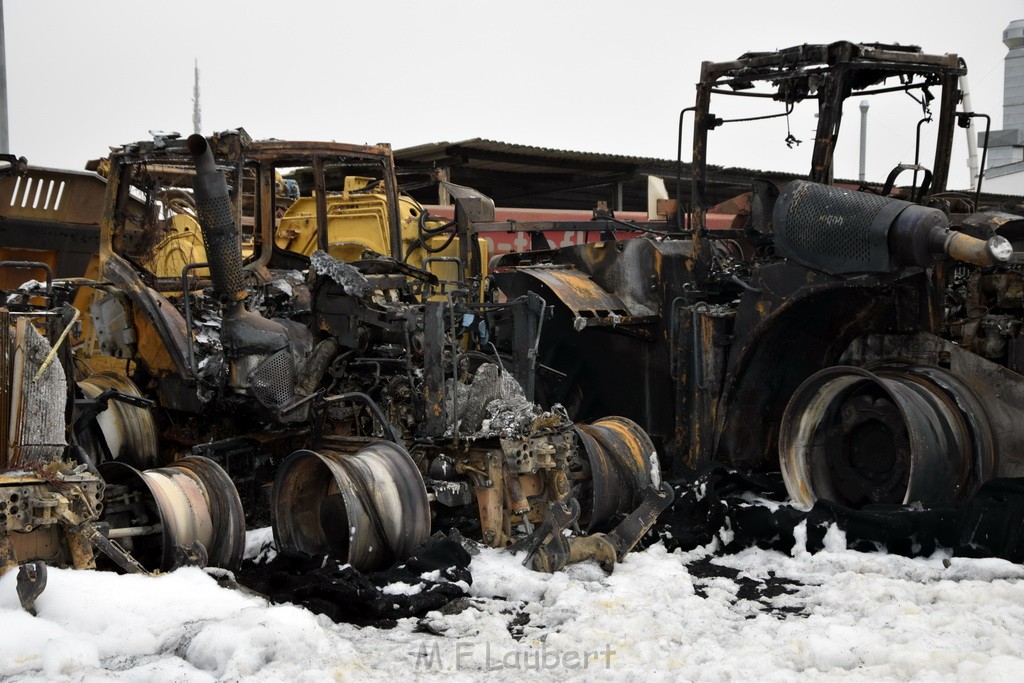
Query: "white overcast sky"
5 0 1022 191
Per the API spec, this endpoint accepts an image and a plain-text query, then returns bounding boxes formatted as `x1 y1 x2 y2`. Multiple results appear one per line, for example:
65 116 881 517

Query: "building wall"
983 169 1024 196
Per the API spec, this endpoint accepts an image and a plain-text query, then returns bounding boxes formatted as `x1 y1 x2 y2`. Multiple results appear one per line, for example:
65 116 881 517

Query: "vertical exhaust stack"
187 134 246 303
858 100 869 183
186 134 307 417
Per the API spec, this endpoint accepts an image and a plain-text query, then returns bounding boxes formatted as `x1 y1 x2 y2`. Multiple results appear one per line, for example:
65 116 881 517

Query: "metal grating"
250 349 295 411
773 180 898 274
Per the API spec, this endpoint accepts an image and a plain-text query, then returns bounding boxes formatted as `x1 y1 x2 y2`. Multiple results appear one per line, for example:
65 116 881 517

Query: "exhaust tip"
186 133 208 157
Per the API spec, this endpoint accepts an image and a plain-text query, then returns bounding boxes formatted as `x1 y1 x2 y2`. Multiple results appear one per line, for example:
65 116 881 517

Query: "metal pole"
858 100 869 183
959 74 980 191
0 0 9 154
192 59 201 135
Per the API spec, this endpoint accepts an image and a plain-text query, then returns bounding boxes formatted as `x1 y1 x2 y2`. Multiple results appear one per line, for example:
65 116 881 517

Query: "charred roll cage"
489 41 1022 511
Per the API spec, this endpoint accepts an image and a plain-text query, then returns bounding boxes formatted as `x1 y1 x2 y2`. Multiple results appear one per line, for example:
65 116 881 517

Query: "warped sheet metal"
515 267 631 323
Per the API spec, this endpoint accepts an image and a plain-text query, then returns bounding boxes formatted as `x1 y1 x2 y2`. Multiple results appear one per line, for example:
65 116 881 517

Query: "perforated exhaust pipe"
186 134 298 410
187 134 246 303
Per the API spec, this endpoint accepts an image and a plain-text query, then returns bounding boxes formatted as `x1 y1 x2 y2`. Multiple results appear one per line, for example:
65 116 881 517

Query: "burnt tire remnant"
236 532 473 627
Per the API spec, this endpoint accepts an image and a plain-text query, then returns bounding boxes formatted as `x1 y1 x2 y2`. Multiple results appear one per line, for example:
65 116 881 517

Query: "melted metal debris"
11 322 67 463
310 250 371 297
235 531 473 627
5 279 45 304
447 362 545 439
478 383 542 438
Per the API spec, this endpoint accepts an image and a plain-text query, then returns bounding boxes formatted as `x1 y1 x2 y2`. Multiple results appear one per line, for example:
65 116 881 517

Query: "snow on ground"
2 529 1024 681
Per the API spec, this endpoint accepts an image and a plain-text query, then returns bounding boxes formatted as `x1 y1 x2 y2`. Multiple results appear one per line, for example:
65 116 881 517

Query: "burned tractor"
0 128 672 591
0 258 241 617
489 42 1024 510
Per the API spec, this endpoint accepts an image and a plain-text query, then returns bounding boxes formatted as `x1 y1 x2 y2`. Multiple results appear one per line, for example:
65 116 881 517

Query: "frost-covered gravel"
2 527 1024 681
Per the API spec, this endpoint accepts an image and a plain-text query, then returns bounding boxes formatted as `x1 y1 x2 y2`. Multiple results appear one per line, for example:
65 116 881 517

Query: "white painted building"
983 19 1024 196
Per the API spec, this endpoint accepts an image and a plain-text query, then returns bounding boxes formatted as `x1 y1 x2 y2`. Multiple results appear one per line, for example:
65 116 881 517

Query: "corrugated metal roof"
395 138 672 174
395 138 806 182
394 137 818 211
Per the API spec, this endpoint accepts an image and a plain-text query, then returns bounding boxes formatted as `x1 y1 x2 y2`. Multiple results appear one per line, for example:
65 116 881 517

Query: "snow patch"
3 537 1024 679
821 523 847 553
244 527 277 564
791 520 809 558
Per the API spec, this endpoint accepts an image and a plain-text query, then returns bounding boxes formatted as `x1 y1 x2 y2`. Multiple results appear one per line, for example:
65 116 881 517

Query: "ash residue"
479 390 543 437
234 532 472 627
459 363 503 432
310 249 371 297
686 556 806 620
5 279 46 304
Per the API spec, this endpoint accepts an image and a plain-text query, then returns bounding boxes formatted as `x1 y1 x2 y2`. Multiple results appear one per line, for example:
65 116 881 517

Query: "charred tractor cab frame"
0 126 675 607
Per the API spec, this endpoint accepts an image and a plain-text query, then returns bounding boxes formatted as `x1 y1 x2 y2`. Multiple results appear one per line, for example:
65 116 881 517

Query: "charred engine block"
262 260 673 572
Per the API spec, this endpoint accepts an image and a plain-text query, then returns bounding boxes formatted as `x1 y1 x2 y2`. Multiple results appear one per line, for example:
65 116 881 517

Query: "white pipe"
858 101 869 182
192 59 201 135
0 0 8 154
959 74 980 191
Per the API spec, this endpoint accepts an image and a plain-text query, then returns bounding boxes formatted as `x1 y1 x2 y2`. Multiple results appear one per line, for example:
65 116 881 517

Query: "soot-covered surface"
234 532 473 627
645 464 1024 563
235 466 1024 631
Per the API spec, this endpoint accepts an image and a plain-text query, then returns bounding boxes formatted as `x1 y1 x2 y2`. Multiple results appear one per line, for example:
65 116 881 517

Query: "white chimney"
985 19 1024 171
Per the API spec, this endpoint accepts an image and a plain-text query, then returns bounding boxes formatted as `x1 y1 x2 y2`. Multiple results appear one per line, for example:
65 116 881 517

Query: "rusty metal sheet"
517 267 629 319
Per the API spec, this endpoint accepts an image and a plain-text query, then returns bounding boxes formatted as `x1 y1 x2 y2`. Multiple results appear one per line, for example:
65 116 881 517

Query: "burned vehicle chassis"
489 41 1024 511
0 129 674 598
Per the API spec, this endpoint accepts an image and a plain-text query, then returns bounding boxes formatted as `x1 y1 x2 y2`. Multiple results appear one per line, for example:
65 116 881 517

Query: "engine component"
773 180 1009 274
0 470 104 573
187 134 246 303
271 442 430 571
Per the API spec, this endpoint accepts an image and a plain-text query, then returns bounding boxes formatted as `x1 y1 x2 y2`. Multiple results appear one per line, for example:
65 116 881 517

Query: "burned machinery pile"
0 129 673 615
487 42 1024 518
3 40 1024 619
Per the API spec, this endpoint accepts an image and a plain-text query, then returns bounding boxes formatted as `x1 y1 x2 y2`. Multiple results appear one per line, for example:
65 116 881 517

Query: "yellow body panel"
273 177 488 293
144 213 209 279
